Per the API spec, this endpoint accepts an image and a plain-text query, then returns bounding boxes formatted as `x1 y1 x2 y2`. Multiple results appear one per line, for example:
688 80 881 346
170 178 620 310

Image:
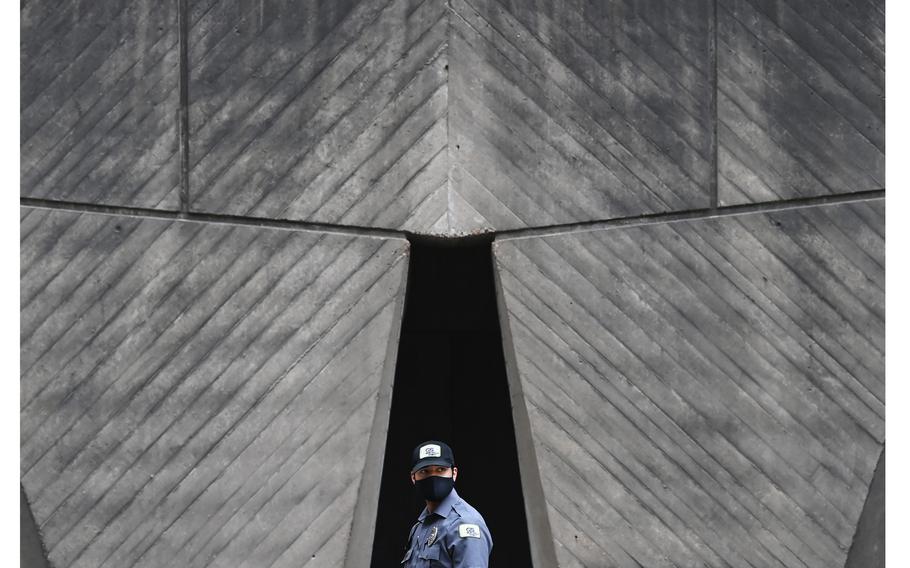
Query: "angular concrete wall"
493 201 884 567
23 0 884 235
447 0 715 232
183 0 718 234
21 0 181 209
186 0 449 231
718 0 884 204
22 0 885 566
21 209 408 568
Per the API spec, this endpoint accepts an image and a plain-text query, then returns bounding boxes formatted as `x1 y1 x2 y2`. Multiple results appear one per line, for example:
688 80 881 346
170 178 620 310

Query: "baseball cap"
410 440 455 473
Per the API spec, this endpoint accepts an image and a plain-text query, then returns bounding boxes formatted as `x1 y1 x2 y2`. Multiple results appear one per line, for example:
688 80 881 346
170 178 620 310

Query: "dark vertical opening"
370 238 532 567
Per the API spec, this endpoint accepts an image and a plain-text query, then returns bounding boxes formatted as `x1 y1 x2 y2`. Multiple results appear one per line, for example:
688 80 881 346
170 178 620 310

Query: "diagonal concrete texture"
21 0 181 209
447 0 714 233
22 1 886 566
493 200 884 568
20 208 409 568
182 0 715 235
717 0 884 205
185 0 451 231
21 0 883 236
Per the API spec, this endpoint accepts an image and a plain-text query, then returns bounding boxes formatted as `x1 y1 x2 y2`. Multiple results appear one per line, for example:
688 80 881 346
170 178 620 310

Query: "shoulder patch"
458 523 482 538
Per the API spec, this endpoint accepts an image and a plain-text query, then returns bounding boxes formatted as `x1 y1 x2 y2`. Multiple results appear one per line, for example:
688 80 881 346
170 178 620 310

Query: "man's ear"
452 466 458 482
410 473 416 485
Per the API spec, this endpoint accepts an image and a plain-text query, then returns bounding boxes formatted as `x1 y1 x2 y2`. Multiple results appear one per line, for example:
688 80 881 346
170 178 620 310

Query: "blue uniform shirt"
401 488 493 568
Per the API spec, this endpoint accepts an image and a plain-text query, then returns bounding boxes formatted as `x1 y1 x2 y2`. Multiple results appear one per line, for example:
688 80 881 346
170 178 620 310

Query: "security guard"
402 440 493 567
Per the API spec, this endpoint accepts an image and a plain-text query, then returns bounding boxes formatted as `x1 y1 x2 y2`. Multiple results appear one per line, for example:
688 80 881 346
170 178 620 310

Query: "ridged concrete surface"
21 0 886 565
718 0 885 204
448 0 713 233
21 0 885 232
188 0 450 232
20 208 408 568
494 200 884 567
187 0 715 234
21 0 181 209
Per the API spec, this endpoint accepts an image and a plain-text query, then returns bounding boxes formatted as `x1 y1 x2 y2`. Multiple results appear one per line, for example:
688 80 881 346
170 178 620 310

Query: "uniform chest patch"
458 524 481 538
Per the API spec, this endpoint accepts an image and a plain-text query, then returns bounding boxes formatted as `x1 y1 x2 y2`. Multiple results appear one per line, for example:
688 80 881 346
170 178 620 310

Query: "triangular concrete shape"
21 484 51 568
846 445 885 568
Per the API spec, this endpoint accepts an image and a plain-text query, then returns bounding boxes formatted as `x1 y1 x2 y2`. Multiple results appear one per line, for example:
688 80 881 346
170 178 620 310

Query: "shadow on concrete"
846 445 885 568
370 239 532 567
21 484 51 568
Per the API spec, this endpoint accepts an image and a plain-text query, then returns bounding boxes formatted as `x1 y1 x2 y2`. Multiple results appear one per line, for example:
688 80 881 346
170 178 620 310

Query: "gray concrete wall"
22 0 884 235
22 0 884 566
20 209 408 568
21 0 181 209
493 201 884 567
718 0 884 204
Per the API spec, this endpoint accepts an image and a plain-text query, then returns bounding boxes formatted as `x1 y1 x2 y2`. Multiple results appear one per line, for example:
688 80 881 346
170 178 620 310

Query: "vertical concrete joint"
177 0 191 213
709 0 719 209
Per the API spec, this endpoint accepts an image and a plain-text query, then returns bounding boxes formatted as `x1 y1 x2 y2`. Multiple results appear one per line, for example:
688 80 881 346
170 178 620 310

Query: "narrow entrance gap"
370 238 533 567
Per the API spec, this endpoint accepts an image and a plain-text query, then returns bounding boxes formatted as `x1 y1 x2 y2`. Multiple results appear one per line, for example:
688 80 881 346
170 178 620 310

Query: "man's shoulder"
446 495 492 550
451 496 488 528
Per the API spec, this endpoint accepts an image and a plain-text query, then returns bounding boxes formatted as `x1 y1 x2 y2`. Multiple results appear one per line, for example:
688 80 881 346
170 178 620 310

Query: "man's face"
411 465 458 484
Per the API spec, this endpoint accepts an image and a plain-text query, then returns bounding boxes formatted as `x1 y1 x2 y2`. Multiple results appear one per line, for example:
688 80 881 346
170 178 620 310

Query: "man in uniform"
401 440 493 567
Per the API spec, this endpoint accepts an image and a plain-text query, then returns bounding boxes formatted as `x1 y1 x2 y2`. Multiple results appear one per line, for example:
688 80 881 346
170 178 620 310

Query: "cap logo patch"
459 524 481 538
419 444 442 459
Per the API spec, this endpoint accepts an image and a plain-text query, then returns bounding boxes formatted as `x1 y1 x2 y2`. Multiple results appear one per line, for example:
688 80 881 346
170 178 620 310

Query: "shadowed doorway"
370 238 533 567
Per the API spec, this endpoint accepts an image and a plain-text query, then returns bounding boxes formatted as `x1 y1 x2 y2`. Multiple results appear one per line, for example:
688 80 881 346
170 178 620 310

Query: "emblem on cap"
426 526 438 546
419 444 442 459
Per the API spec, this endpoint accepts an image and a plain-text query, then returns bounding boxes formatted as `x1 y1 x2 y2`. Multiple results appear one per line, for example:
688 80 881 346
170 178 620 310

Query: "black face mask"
415 475 454 502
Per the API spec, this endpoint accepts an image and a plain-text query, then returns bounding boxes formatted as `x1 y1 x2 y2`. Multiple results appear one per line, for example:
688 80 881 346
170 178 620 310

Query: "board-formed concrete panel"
718 0 884 204
21 0 181 209
188 0 449 232
494 200 884 567
21 0 888 233
449 0 714 234
20 208 408 568
186 0 714 235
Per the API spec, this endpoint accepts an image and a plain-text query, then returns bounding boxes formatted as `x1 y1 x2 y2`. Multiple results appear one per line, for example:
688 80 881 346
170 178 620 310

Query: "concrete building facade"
21 0 884 566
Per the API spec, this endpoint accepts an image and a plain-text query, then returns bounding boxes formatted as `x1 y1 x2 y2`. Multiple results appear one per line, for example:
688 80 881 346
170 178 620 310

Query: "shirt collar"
418 487 461 521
